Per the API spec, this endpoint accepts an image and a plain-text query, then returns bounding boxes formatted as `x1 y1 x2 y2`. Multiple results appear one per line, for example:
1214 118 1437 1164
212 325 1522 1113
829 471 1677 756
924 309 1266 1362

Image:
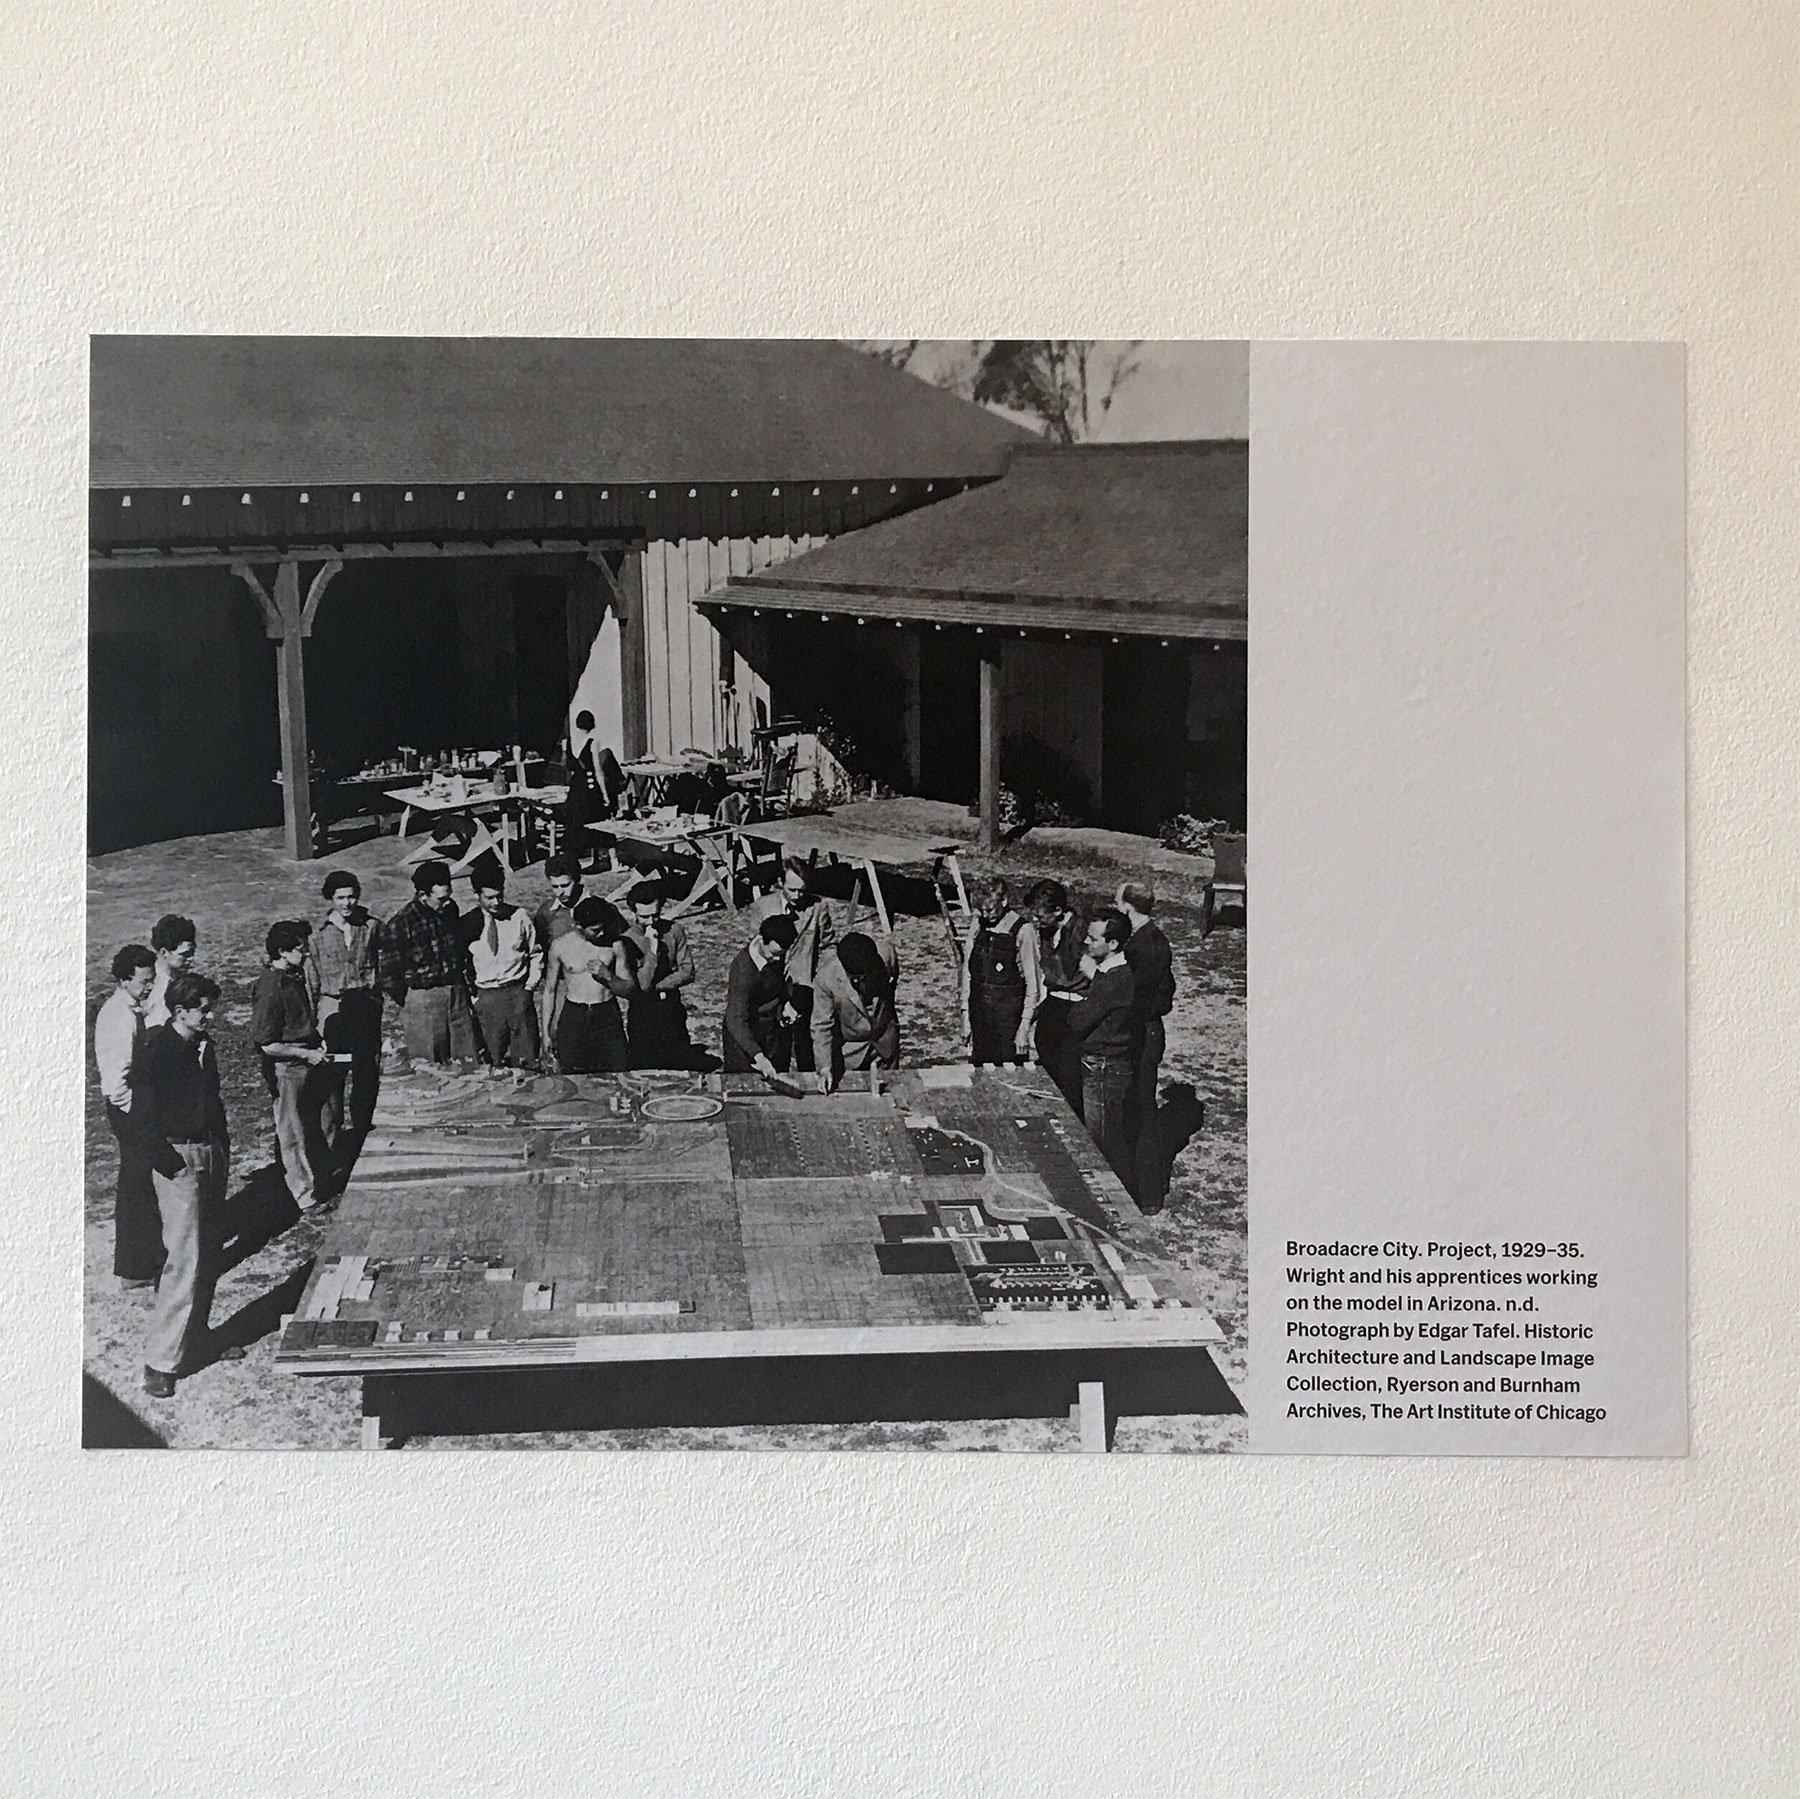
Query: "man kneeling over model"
724 913 799 1080
811 931 900 1092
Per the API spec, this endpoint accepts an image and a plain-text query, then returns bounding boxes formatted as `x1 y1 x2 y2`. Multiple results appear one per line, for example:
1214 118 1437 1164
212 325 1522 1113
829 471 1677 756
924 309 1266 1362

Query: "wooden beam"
861 858 893 937
230 560 283 639
92 536 642 572
1076 1379 1110 1453
978 638 1003 850
299 558 344 636
231 555 314 858
587 547 623 606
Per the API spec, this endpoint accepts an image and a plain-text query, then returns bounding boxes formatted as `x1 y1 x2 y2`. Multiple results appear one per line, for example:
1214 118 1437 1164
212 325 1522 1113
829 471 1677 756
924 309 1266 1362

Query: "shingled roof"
91 337 1032 489
701 440 1247 640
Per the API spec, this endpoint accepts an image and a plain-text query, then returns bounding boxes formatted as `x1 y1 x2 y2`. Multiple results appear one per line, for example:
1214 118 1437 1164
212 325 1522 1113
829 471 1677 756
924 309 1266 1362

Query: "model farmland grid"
276 1064 1225 1375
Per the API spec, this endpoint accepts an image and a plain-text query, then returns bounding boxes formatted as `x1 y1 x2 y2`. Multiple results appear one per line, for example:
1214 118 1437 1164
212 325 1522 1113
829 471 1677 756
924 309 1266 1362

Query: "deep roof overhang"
89 475 987 563
698 578 1246 642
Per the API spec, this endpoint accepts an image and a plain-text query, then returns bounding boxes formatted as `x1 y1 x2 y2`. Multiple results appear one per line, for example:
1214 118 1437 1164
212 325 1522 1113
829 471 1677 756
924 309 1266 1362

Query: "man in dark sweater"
1117 881 1177 1210
377 860 478 1065
252 920 332 1210
132 972 245 1397
1065 908 1137 1186
723 913 798 1077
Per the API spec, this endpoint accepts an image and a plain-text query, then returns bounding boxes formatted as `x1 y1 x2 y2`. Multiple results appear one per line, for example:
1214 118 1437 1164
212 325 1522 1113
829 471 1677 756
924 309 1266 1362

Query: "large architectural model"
277 1063 1239 1446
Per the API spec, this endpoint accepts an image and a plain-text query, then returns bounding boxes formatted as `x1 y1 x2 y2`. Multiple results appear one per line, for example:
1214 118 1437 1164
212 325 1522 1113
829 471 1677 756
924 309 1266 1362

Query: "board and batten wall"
639 535 824 760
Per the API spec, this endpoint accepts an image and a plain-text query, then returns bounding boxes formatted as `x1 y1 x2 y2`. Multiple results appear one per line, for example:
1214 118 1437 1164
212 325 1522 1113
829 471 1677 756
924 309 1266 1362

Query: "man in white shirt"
462 855 546 1067
95 943 162 1290
143 913 197 1028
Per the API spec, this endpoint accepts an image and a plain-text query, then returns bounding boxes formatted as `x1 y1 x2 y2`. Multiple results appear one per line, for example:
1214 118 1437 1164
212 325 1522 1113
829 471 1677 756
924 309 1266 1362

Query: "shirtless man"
540 896 638 1073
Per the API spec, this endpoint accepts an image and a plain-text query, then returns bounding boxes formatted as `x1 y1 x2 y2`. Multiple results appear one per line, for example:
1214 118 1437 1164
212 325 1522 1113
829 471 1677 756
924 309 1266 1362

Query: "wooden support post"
898 628 922 791
978 639 1003 851
931 856 966 968
272 562 312 860
234 558 339 862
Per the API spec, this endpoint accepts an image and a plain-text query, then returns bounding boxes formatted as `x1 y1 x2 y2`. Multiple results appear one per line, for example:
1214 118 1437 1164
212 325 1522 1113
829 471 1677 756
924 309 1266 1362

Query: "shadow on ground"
82 1374 167 1449
218 1163 306 1272
213 1260 315 1361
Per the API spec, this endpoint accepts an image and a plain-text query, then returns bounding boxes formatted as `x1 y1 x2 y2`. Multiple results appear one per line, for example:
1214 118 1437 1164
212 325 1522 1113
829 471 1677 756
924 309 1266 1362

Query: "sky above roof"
882 341 1248 441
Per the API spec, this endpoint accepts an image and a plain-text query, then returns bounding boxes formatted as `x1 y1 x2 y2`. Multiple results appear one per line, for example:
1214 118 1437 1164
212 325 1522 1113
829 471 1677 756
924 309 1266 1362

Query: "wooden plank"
229 561 282 639
618 548 650 761
298 558 344 636
641 542 668 758
732 815 964 869
943 854 972 918
282 1310 1226 1376
303 1255 355 1322
684 535 712 753
704 585 1248 643
931 857 966 969
862 858 892 937
706 537 734 753
1077 1380 1109 1453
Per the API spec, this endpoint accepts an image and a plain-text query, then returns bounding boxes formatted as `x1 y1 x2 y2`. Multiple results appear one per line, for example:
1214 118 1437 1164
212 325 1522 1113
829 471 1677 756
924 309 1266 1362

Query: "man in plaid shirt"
377 860 478 1065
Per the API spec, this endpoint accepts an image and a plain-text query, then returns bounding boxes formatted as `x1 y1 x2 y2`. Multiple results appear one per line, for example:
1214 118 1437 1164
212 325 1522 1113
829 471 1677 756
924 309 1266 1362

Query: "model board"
275 1063 1228 1376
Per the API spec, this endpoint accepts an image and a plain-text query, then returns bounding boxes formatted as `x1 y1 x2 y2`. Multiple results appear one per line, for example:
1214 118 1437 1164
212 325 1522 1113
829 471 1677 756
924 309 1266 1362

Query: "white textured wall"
6 6 1796 1795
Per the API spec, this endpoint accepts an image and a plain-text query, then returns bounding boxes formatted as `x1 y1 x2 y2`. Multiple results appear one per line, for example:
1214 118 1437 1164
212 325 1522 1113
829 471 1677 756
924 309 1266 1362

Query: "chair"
758 742 800 819
1203 832 1246 938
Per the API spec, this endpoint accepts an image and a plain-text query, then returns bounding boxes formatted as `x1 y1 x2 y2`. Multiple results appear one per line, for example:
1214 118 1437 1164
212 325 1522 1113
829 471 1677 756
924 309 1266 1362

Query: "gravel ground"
84 824 1246 1451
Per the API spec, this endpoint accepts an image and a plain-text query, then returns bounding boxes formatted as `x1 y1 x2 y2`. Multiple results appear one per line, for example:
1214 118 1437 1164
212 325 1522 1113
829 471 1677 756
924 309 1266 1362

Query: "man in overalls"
962 876 1040 1065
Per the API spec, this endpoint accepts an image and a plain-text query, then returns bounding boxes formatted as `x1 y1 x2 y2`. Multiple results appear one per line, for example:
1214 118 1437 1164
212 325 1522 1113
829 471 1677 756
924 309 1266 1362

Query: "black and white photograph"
84 336 1250 1450
14 5 1793 1792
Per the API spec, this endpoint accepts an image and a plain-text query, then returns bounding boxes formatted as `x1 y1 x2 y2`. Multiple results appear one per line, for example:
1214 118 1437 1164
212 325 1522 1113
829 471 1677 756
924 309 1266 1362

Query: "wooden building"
697 440 1248 844
89 337 1029 855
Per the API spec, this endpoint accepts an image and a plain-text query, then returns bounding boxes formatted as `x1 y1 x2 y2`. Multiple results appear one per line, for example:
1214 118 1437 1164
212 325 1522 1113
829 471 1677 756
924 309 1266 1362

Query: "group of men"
372 850 699 1076
93 851 1184 1400
722 856 902 1093
961 875 1177 1210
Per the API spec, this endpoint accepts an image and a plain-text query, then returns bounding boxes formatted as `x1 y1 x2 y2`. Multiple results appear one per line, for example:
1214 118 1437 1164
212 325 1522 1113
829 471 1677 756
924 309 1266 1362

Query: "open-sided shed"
89 338 1030 856
697 440 1248 843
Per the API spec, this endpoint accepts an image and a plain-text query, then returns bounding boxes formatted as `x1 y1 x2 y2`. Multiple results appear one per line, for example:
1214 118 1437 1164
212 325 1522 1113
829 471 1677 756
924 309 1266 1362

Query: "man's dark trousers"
107 1104 165 1282
321 990 384 1141
1080 1052 1135 1188
1128 1015 1168 1208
